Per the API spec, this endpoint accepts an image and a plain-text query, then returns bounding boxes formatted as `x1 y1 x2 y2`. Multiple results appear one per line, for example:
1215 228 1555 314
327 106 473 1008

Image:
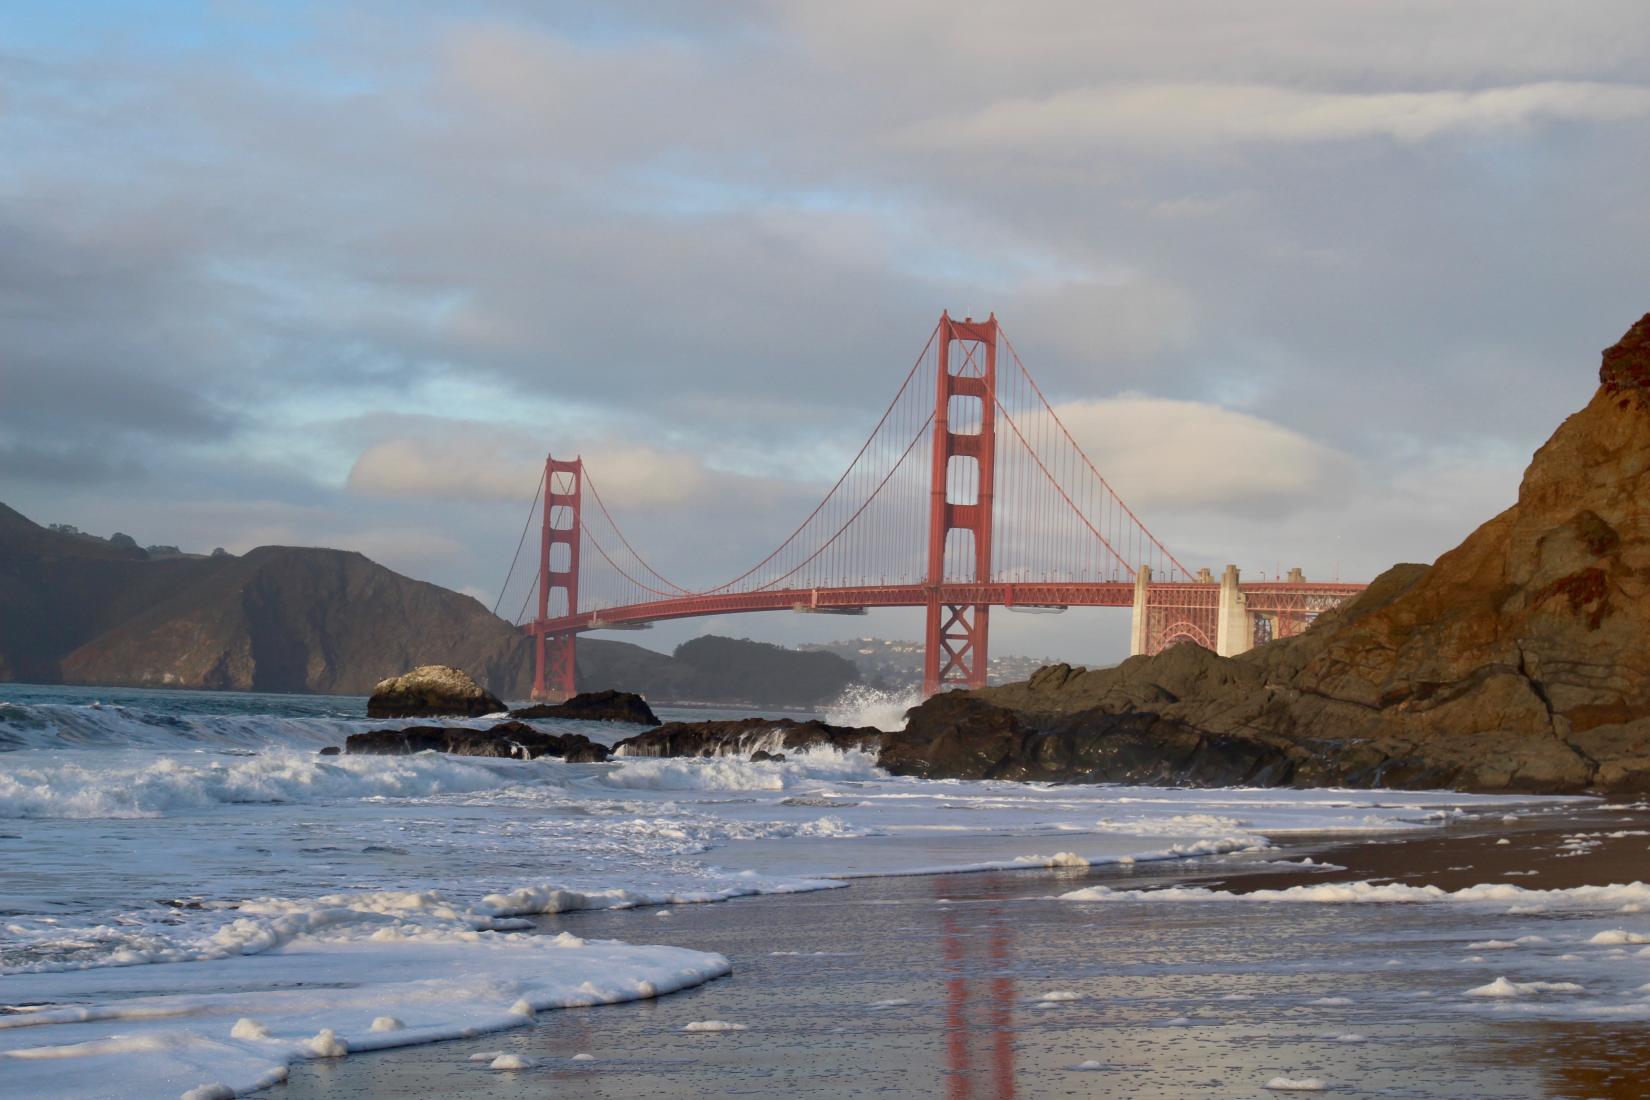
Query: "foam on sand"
0 922 729 1100
1589 929 1650 944
1058 879 1650 910
1016 851 1089 868
829 836 1262 881
478 874 843 920
1465 977 1585 998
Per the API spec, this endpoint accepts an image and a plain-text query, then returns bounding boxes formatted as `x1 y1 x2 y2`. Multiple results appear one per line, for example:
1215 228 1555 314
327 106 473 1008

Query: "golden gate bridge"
497 313 1364 701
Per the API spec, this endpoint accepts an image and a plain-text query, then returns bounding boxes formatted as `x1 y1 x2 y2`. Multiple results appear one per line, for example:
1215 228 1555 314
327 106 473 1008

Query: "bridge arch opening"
1157 621 1214 650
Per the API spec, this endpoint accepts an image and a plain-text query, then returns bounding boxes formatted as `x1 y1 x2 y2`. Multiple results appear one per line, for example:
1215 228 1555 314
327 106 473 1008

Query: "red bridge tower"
531 456 582 702
924 313 997 696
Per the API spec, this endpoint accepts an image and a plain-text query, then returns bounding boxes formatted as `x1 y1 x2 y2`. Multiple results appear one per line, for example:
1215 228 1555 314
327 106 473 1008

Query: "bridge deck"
527 580 1367 636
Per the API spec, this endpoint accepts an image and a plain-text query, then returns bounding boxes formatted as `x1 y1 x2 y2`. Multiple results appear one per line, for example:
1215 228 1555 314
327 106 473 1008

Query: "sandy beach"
273 800 1650 1099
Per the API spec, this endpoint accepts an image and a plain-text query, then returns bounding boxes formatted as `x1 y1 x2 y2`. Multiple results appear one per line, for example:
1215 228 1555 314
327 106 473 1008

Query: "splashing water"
821 685 923 732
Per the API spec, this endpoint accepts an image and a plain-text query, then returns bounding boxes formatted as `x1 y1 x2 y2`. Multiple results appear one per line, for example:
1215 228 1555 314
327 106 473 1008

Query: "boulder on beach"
366 664 504 719
345 720 610 762
512 689 661 725
881 687 1298 785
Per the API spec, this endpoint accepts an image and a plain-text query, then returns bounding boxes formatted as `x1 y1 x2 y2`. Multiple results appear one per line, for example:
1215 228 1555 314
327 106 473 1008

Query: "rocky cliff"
55 544 530 695
0 506 859 705
901 312 1650 793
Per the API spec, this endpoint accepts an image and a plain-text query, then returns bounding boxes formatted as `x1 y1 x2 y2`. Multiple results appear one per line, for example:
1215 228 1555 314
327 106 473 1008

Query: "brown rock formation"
943 312 1650 793
367 665 504 718
1600 311 1650 396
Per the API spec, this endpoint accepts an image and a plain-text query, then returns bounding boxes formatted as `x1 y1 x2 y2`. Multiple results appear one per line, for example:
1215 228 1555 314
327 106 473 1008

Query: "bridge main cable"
700 321 940 595
998 328 1192 582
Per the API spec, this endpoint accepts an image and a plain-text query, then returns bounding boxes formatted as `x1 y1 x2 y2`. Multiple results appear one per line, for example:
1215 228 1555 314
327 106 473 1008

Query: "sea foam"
820 685 922 732
599 745 884 792
0 920 729 1100
0 750 516 819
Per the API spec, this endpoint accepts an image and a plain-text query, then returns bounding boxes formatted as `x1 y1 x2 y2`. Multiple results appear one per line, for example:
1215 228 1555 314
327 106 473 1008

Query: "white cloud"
908 81 1650 154
345 434 772 510
1043 396 1352 512
1007 276 1198 366
347 438 539 502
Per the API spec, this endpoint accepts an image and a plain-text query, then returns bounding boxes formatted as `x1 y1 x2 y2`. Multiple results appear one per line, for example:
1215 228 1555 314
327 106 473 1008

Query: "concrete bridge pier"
1128 564 1151 657
1214 564 1251 657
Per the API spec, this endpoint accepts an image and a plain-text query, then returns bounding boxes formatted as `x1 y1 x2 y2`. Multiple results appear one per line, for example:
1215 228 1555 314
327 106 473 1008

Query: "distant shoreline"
0 679 833 716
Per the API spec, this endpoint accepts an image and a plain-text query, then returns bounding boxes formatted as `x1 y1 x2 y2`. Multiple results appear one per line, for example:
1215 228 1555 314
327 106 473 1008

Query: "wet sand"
280 800 1650 1099
1185 800 1650 893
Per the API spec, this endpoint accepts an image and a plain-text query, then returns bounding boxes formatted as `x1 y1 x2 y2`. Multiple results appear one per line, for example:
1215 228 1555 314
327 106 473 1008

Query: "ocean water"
0 684 1588 1099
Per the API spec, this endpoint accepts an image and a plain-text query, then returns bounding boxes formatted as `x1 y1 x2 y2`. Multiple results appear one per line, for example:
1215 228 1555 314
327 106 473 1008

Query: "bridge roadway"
533 577 1367 657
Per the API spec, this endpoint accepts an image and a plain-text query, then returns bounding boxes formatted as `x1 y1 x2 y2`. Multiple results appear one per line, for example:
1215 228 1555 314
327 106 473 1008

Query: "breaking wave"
0 750 527 819
820 685 921 732
601 744 885 792
0 698 381 753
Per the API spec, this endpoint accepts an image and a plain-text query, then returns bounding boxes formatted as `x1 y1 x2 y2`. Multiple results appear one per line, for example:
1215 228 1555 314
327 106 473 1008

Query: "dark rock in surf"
512 689 660 726
345 720 609 762
880 691 1297 785
613 717 880 758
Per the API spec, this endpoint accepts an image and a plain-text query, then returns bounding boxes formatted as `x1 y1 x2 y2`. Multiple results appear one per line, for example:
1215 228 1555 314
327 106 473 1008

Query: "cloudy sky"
3 1 1647 665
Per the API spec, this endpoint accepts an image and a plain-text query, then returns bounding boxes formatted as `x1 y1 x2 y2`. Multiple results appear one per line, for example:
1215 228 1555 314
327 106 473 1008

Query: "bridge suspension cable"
993 330 1194 584
492 466 545 619
577 468 695 598
511 310 1333 704
697 323 941 595
526 315 1193 618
